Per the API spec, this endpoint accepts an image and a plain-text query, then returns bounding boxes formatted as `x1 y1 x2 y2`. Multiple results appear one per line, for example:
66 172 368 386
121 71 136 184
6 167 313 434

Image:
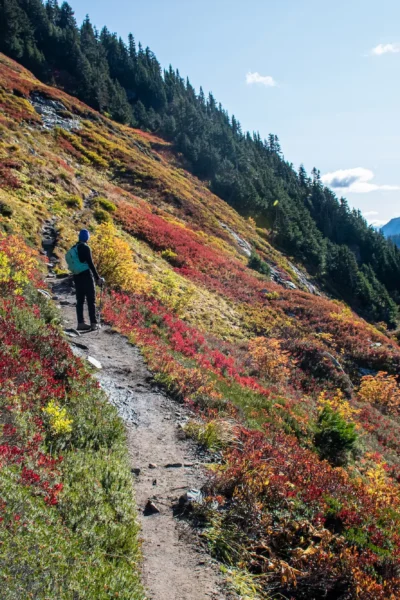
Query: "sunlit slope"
2 53 400 598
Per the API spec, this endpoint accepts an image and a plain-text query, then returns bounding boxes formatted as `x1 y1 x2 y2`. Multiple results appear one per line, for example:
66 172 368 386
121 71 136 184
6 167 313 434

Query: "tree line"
1 0 400 325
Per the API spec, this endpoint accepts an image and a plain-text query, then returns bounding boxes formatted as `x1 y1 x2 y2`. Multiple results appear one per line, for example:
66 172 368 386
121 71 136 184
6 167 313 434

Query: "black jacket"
76 242 99 279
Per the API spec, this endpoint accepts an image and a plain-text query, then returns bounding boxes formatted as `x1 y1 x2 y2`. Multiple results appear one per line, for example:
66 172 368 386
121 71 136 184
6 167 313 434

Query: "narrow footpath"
50 277 229 600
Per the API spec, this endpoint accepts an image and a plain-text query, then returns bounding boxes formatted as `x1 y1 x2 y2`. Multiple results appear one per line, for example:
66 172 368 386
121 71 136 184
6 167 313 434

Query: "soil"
50 276 230 600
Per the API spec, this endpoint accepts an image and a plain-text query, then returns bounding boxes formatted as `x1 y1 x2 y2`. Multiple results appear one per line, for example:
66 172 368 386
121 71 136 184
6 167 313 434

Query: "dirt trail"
50 277 228 600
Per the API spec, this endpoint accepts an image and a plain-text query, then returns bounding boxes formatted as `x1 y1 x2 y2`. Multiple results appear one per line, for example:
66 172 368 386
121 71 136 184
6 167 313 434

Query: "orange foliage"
358 371 400 415
248 337 291 383
318 389 360 424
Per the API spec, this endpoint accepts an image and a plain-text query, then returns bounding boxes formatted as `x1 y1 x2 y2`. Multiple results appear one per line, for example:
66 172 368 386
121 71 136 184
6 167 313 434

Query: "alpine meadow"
0 1 400 599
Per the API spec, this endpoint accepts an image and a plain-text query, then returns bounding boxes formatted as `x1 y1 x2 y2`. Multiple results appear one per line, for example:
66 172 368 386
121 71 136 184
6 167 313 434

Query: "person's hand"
97 277 105 287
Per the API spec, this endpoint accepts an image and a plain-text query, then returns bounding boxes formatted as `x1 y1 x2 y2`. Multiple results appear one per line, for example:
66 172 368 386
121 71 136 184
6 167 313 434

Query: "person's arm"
86 245 100 280
80 244 100 280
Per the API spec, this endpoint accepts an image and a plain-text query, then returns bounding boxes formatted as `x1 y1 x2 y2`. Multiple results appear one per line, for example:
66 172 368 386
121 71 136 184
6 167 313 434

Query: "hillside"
1 0 400 327
1 54 400 599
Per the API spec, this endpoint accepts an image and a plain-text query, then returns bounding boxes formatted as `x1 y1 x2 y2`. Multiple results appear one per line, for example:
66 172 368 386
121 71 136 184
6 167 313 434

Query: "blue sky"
72 0 400 226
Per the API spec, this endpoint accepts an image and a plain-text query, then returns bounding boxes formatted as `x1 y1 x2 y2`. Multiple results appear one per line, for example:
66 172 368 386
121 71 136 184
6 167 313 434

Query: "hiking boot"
77 322 91 331
90 323 99 331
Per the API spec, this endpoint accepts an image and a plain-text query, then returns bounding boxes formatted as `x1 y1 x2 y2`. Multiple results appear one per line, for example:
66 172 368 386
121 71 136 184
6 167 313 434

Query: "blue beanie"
79 229 90 242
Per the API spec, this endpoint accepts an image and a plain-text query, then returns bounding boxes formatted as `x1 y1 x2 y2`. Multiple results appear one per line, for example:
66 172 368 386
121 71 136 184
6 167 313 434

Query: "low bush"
314 405 358 465
0 201 13 217
63 194 83 209
248 251 271 276
96 196 116 213
91 222 149 293
94 207 111 223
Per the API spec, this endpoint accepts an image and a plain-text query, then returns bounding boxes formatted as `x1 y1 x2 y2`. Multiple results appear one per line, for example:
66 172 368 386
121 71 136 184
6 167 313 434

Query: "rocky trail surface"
49 275 229 600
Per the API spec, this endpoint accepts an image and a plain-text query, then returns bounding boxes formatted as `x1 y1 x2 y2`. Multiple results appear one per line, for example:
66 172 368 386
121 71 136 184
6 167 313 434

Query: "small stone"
152 479 157 486
71 341 89 351
165 463 183 469
148 463 157 469
87 356 102 370
178 489 202 513
144 500 160 515
131 468 140 477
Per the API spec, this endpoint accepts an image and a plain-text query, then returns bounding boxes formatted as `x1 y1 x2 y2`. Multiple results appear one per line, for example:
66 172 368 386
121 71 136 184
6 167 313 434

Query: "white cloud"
321 167 400 194
371 43 400 56
370 219 387 227
362 212 386 227
246 72 277 87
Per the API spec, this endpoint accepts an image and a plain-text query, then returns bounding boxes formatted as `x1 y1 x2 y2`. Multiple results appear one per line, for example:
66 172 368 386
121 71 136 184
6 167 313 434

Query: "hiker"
65 229 104 331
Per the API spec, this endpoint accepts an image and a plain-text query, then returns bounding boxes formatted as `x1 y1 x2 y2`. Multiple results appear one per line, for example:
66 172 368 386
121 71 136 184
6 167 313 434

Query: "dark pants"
74 271 97 324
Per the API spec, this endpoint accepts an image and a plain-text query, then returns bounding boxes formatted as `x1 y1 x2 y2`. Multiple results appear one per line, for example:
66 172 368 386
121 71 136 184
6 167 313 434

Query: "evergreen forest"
1 0 400 325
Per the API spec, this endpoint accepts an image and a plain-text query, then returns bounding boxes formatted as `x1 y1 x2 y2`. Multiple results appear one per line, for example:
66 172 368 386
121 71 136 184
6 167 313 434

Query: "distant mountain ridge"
381 217 400 248
382 217 400 239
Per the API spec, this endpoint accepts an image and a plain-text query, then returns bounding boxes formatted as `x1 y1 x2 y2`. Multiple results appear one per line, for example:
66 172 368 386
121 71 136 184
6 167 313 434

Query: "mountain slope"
389 233 400 248
382 217 400 238
382 218 400 248
1 0 400 326
1 54 400 598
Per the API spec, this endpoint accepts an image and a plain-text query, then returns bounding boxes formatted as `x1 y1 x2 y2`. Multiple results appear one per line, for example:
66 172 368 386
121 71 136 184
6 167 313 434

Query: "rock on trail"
50 278 229 600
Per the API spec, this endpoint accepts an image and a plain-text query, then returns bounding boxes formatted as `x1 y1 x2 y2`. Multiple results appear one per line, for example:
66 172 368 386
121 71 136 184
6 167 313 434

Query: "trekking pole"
98 281 105 334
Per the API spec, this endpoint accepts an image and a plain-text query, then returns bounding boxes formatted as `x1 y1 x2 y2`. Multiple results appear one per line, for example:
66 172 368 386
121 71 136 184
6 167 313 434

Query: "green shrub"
63 194 83 209
314 406 358 465
94 208 111 223
97 196 116 213
0 201 13 217
86 151 108 168
248 252 271 277
161 248 179 265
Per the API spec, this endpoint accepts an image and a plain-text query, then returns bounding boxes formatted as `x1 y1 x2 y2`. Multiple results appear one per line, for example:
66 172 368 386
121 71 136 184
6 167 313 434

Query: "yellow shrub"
0 245 34 295
0 252 11 283
361 453 400 507
318 389 360 423
43 400 73 435
248 337 291 382
161 248 178 263
91 223 149 293
358 371 400 415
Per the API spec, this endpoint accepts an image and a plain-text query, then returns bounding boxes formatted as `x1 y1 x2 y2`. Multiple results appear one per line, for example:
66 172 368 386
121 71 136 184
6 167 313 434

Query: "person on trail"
65 229 104 331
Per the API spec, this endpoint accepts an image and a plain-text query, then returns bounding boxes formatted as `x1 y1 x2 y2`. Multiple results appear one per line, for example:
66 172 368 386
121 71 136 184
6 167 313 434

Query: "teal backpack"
65 243 90 275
